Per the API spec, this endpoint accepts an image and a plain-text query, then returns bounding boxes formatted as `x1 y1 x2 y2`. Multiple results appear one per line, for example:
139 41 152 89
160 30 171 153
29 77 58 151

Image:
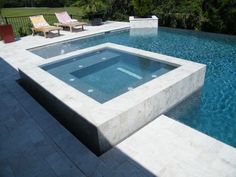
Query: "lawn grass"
2 7 84 17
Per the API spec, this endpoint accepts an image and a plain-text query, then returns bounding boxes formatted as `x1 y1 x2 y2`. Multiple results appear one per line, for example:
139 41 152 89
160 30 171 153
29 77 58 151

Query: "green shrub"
80 0 108 19
17 23 31 37
154 12 202 30
18 27 27 36
131 0 153 17
112 12 129 21
176 13 187 29
0 0 5 24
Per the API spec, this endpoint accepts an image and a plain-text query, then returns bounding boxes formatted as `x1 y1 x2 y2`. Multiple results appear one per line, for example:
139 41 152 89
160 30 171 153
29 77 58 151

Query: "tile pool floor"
0 21 236 177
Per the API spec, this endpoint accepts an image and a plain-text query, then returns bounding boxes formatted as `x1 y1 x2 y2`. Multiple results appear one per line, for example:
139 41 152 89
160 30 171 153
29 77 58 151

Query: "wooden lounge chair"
55 11 87 32
30 15 62 38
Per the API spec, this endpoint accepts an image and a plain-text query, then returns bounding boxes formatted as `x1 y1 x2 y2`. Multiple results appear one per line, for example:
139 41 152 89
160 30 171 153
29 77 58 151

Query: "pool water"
34 27 236 148
41 49 176 103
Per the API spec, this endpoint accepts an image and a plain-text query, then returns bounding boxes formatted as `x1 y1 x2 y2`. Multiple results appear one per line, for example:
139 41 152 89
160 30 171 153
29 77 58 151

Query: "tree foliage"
4 0 65 7
80 0 107 15
0 0 5 13
0 0 5 23
1 0 236 34
132 0 153 17
202 0 236 34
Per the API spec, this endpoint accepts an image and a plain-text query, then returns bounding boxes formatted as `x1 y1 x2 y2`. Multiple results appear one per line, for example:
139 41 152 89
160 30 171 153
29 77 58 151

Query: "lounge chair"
30 15 62 38
55 11 86 32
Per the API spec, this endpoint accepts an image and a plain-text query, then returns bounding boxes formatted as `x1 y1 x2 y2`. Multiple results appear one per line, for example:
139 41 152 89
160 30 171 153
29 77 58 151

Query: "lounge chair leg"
44 32 47 38
32 29 35 36
70 26 72 32
58 30 60 36
82 25 84 31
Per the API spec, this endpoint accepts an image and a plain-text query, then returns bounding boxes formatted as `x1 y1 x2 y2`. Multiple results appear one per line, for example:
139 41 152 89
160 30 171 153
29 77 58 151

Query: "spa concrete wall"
129 16 158 28
19 70 105 155
97 66 206 153
19 65 206 154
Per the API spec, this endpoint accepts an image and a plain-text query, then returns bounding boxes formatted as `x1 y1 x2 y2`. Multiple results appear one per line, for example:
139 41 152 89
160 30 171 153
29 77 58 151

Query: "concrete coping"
129 15 158 21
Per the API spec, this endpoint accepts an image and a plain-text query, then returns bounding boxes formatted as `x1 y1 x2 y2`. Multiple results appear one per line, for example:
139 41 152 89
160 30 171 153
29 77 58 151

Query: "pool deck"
0 21 236 177
101 115 236 177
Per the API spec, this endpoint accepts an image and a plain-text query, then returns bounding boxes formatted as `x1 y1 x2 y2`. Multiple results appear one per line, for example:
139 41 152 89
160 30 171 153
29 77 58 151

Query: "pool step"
117 67 143 80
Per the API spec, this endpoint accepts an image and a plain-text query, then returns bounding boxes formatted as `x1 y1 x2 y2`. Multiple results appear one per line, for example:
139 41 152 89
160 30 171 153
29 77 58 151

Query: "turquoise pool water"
32 27 236 147
41 48 176 103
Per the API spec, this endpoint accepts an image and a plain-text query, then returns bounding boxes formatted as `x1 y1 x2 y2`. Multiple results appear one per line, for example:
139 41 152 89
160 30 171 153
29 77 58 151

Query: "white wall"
129 16 158 28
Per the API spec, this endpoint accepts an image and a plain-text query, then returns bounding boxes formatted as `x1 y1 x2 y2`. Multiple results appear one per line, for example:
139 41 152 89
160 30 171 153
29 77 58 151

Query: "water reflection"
129 28 158 37
166 89 202 122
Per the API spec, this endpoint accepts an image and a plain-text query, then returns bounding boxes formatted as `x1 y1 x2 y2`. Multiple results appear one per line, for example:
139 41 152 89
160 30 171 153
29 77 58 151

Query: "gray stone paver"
5 80 103 177
0 58 99 177
0 164 15 177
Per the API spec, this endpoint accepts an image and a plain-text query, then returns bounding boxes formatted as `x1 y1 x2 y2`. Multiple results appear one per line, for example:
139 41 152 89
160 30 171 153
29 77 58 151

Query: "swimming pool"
30 27 236 148
41 48 176 103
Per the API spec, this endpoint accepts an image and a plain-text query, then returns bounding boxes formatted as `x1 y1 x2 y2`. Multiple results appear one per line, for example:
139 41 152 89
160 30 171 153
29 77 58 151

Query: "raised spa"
41 49 176 103
20 43 206 154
